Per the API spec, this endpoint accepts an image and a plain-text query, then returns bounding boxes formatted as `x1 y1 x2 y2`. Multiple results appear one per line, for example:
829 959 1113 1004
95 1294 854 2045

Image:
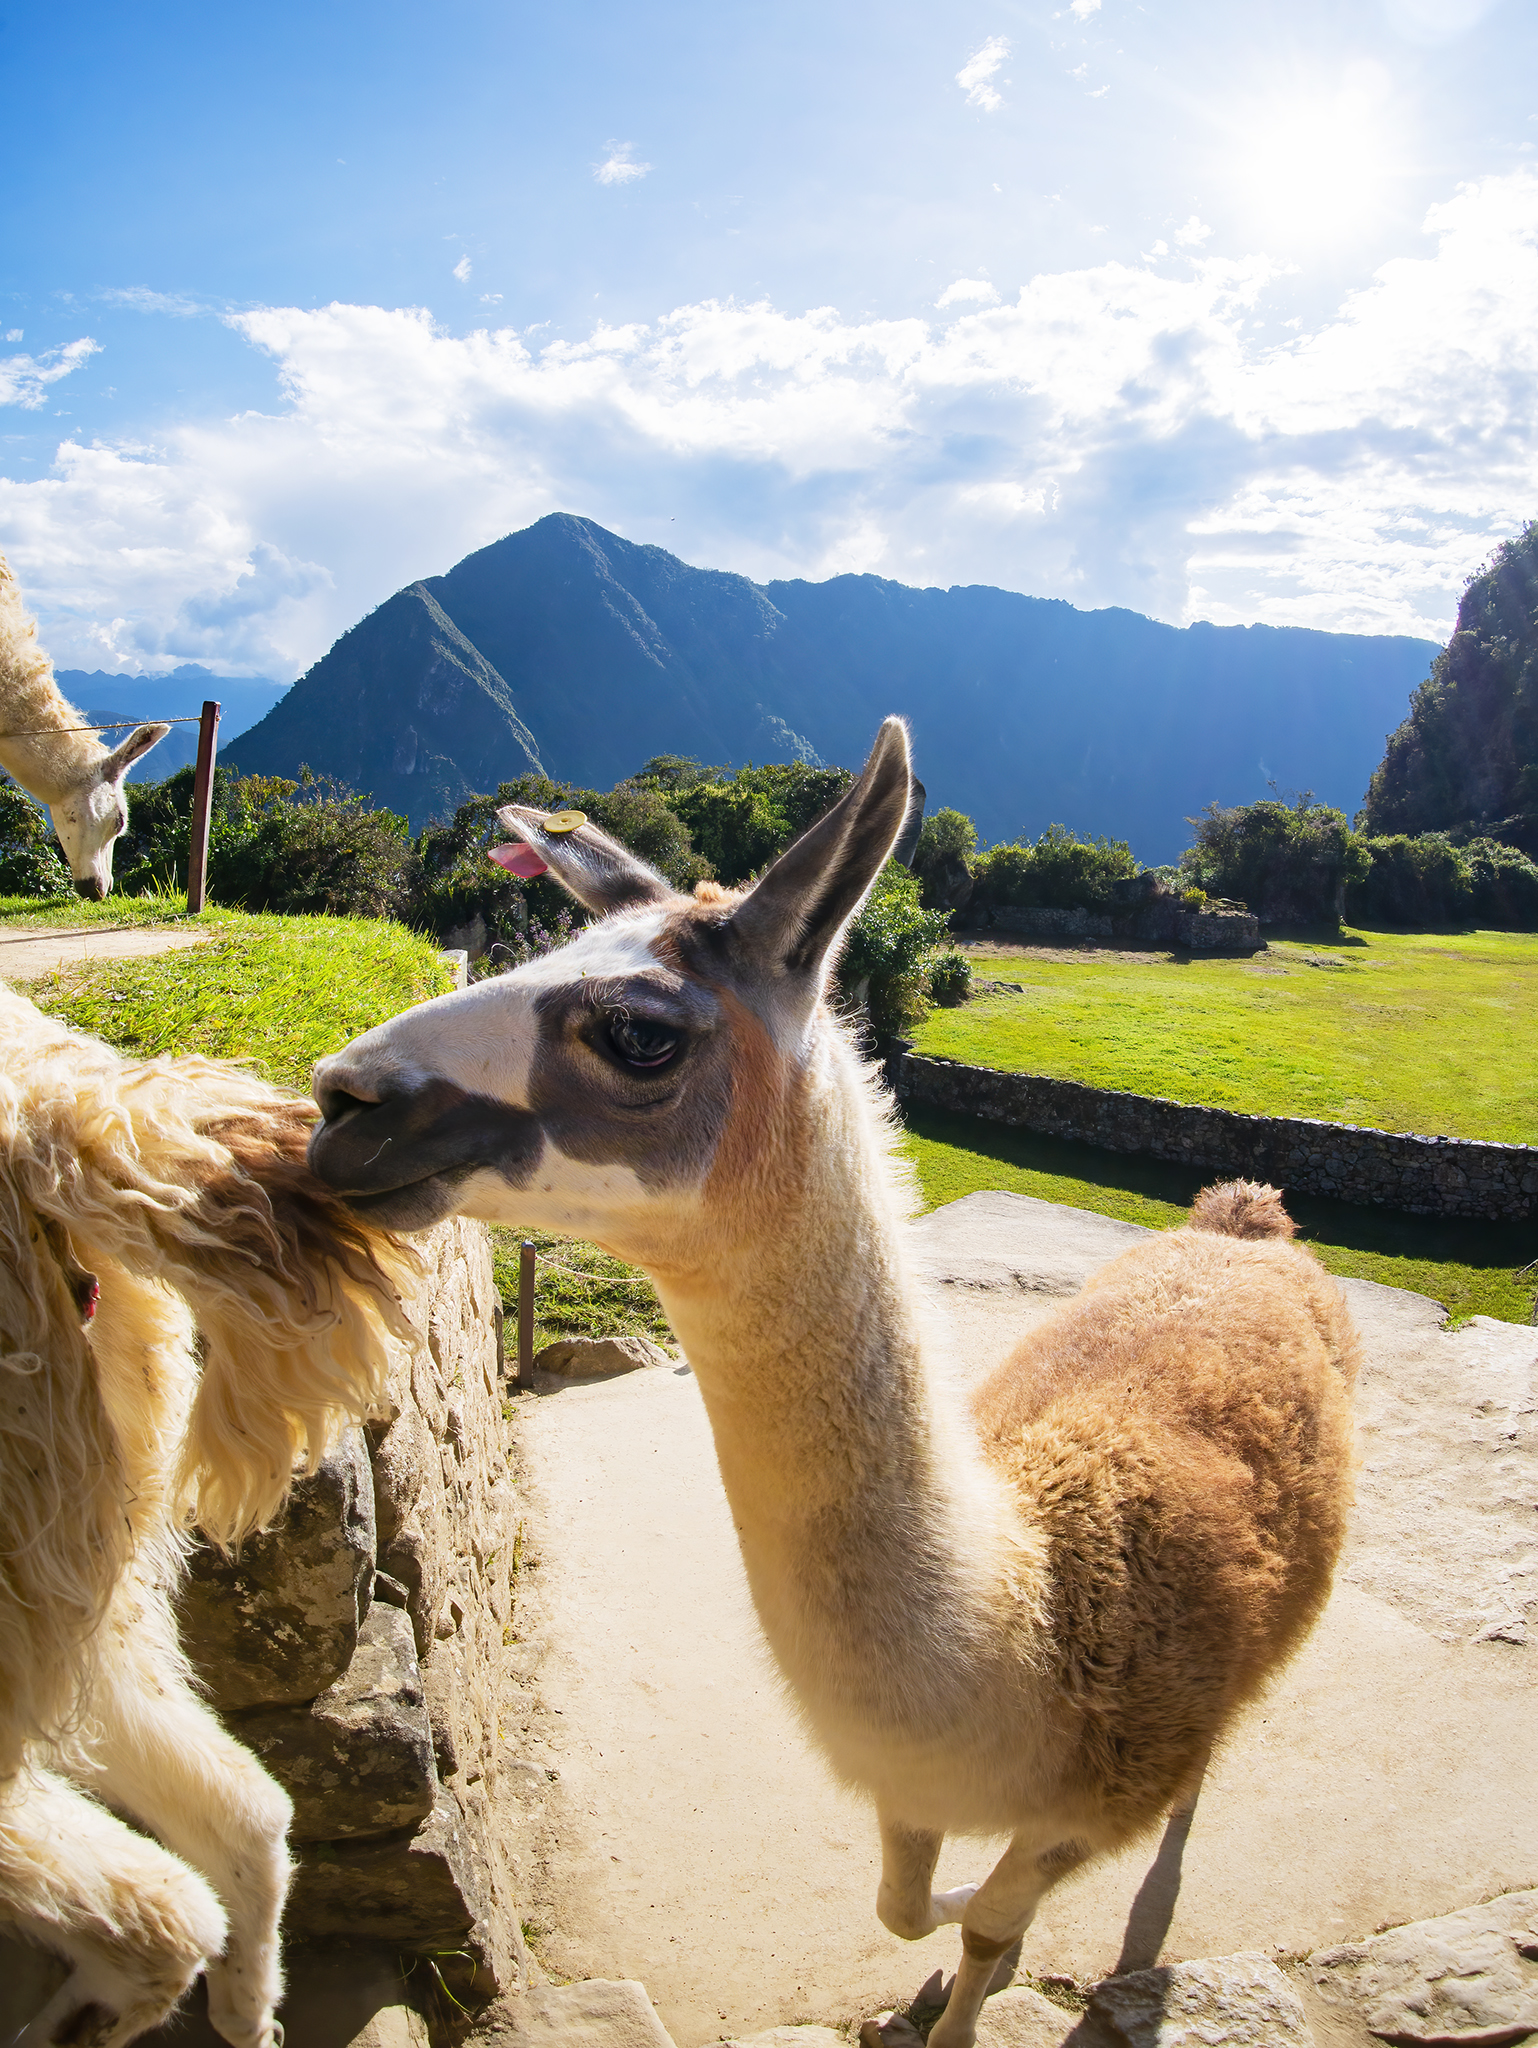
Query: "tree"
0 775 71 897
1180 794 1369 925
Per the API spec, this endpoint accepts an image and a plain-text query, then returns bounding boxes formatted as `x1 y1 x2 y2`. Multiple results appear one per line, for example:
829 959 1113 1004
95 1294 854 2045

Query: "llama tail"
1187 1179 1296 1240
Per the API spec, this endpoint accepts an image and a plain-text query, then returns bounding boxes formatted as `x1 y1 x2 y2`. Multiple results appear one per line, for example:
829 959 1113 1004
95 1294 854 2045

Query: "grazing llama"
307 719 1359 2048
0 983 414 2048
0 557 169 896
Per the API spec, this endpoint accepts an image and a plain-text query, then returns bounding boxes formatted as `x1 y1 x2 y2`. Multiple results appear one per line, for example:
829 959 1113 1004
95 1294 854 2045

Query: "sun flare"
1226 64 1400 250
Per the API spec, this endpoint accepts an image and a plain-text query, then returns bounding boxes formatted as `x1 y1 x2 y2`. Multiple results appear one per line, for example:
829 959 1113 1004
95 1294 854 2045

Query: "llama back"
968 1183 1359 1830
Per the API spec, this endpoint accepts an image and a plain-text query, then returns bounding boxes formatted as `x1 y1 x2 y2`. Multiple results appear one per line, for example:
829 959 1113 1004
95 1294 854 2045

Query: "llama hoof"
931 1882 980 1924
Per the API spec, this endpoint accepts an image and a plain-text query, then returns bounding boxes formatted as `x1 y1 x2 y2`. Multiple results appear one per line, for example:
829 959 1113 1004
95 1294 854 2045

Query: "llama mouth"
308 1076 543 1205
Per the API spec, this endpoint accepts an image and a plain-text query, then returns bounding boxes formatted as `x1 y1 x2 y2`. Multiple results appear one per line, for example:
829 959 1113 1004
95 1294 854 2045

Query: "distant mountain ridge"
225 515 1440 862
58 664 290 784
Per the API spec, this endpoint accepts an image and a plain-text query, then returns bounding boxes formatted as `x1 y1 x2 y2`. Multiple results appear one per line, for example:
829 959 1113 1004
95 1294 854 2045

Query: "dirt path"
0 920 213 981
514 1194 1537 2047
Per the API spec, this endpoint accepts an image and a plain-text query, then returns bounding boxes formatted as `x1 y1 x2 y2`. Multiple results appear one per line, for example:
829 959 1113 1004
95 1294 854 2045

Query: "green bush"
1181 795 1369 925
838 862 951 1036
663 761 852 885
0 776 71 897
1347 832 1538 930
927 948 973 1006
1464 836 1538 928
972 823 1139 913
913 807 978 869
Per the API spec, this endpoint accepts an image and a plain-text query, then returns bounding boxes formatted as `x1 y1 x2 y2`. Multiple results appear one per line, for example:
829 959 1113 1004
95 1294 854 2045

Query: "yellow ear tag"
545 809 587 837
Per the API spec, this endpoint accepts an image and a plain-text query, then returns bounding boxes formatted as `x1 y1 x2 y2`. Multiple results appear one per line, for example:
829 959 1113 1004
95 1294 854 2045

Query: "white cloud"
453 255 473 283
956 37 1010 113
593 142 651 186
3 169 1536 667
5 329 21 342
0 338 100 410
101 287 204 317
1070 0 1102 16
936 278 1001 308
1174 216 1213 247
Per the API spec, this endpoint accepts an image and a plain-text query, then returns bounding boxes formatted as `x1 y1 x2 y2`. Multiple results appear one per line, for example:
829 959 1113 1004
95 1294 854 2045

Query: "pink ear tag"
489 842 549 878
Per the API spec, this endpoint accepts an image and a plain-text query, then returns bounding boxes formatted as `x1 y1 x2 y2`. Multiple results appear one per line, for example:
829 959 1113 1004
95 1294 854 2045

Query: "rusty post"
518 1240 536 1389
185 700 221 913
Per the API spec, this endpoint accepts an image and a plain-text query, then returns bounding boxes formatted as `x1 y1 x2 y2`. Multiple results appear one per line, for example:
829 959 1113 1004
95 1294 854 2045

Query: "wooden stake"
186 699 221 913
518 1240 536 1389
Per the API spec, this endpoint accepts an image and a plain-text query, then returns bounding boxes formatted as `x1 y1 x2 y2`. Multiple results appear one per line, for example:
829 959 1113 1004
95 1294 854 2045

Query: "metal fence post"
186 700 221 912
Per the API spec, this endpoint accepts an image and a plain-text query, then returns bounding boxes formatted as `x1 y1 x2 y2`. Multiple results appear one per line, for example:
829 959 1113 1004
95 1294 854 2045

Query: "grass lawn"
900 1104 1537 1326
917 927 1538 1144
0 888 205 928
17 909 453 1092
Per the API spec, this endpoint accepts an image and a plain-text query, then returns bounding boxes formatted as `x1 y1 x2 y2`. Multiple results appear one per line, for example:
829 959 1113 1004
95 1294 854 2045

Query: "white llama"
0 983 415 2048
306 719 1359 2048
0 557 169 896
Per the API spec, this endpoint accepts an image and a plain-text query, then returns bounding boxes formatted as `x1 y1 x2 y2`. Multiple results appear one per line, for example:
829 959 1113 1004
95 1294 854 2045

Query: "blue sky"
2 0 1535 677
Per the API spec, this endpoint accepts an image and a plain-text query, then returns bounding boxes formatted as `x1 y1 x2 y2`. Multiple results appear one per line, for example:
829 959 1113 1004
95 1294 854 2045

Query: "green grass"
900 1104 1538 1326
0 888 211 929
20 911 453 1091
918 927 1538 1143
488 1227 674 1356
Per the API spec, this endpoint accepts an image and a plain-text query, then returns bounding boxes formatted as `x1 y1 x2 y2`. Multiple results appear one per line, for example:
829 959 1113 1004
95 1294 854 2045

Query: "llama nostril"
315 1079 383 1125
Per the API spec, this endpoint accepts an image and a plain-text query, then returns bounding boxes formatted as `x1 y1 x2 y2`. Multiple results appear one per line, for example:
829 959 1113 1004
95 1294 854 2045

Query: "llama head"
307 718 915 1255
45 723 169 898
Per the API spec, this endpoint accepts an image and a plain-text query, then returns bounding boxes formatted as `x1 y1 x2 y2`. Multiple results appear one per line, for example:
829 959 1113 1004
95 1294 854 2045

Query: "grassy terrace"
4 896 452 1092
5 901 1532 1326
918 927 1538 1145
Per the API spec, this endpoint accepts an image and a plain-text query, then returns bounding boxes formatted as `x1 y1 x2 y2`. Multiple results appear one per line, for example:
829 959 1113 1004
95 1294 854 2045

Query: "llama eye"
605 1015 681 1070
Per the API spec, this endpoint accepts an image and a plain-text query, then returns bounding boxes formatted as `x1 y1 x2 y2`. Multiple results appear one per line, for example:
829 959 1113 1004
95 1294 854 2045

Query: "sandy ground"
0 919 213 981
515 1194 1537 2047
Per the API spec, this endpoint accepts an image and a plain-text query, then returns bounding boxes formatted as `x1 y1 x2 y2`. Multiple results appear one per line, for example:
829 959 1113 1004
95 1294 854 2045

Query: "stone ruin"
178 1217 525 2000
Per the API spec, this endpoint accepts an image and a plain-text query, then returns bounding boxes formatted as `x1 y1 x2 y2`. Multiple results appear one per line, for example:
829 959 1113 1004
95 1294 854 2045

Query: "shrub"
1464 836 1538 929
0 775 71 897
972 823 1140 913
913 807 979 870
1346 832 1538 930
1181 794 1369 925
664 761 852 885
838 862 951 1036
927 948 973 1006
1180 886 1208 910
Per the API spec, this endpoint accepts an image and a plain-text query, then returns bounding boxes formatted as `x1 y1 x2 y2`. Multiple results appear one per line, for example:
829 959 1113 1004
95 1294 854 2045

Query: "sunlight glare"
1228 64 1399 252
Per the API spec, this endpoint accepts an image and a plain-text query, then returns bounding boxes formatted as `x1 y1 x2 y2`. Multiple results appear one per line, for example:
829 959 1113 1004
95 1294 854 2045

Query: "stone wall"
179 1216 525 1996
963 900 1262 953
896 1051 1538 1220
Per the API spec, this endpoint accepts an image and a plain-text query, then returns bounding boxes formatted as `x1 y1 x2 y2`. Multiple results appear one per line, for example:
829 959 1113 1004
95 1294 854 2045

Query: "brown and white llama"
307 719 1359 2048
0 983 415 2048
0 557 169 896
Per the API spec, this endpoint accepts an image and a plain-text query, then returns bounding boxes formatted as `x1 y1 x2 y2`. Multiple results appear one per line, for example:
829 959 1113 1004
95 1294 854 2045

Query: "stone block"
732 2031 853 2048
287 1785 490 1953
1308 1889 1538 2044
231 1604 436 1841
534 1333 670 1378
480 1981 677 2046
179 1429 376 1709
1088 1955 1315 2045
367 1403 431 1548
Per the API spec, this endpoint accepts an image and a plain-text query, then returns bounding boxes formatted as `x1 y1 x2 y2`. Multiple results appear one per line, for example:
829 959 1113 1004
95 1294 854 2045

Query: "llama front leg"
1 1765 228 2048
875 1813 977 1940
926 1832 1090 2048
82 1634 293 2048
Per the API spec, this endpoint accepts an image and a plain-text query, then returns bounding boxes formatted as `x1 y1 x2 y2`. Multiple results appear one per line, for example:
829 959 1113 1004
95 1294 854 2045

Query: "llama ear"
101 722 170 778
727 717 915 979
494 805 675 916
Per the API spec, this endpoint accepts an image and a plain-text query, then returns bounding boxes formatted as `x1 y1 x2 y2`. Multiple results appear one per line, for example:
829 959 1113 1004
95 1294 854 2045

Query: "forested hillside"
1359 522 1538 852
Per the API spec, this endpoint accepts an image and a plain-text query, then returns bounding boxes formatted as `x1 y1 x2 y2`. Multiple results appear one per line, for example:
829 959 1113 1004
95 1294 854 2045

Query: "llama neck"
655 1024 1011 1740
0 668 101 801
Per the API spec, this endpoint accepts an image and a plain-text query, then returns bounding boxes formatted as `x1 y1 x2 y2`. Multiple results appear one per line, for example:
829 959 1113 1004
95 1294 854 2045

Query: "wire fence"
0 714 206 739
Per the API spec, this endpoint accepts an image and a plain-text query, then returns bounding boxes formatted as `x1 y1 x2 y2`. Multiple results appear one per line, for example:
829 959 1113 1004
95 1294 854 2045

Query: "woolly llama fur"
0 982 417 2048
0 554 168 896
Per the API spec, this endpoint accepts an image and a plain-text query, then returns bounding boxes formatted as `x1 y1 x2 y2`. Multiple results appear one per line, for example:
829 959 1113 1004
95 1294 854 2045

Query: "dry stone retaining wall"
179 1216 524 1993
895 1051 1538 1220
